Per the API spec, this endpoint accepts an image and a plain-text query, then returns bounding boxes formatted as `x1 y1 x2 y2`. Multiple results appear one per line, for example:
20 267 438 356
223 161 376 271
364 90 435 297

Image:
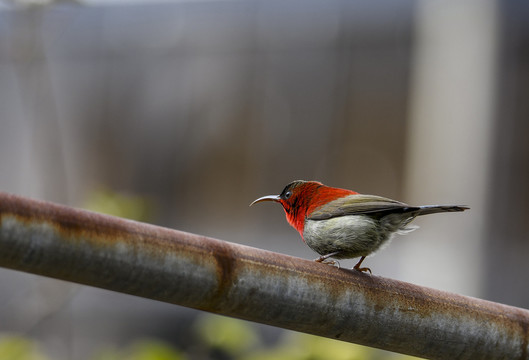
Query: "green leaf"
194 314 259 355
0 334 50 360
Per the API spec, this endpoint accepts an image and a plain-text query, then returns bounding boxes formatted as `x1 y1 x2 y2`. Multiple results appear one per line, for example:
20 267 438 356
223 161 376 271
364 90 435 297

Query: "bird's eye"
284 191 292 199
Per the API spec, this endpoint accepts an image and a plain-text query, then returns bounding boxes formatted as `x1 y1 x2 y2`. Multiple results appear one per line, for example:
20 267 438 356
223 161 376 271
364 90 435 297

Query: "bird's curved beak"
249 195 281 206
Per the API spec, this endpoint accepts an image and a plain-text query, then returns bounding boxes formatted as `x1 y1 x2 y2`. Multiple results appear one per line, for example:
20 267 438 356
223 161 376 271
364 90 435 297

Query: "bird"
250 180 469 274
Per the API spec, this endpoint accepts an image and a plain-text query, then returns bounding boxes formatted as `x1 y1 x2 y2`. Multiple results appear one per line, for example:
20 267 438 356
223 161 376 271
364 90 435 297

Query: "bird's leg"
314 251 340 262
314 252 341 267
352 256 372 274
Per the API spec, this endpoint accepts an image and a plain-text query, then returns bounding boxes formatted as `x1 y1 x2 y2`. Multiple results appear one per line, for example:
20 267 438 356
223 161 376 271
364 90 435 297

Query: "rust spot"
210 240 237 308
373 303 384 313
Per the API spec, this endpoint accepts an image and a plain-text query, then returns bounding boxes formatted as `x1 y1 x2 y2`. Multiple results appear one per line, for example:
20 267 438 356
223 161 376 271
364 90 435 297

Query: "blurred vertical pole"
484 1 529 308
403 1 498 296
7 8 69 203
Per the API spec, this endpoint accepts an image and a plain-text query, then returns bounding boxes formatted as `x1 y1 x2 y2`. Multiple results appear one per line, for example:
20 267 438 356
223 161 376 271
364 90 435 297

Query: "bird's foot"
314 252 340 263
322 259 341 268
314 255 341 268
352 256 372 274
352 265 372 274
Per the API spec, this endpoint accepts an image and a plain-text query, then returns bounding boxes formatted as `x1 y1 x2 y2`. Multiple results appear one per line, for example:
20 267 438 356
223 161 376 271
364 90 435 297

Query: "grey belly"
303 215 391 259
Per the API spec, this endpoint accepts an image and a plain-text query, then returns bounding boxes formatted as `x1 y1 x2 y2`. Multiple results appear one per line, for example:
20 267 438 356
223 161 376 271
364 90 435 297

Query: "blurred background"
1 0 528 359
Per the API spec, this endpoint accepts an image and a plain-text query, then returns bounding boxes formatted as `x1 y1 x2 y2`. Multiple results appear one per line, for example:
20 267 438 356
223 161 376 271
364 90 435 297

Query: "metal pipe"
0 192 527 359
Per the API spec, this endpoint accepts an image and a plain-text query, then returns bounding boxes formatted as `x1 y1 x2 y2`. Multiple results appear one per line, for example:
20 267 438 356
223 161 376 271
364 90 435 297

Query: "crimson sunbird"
251 180 469 274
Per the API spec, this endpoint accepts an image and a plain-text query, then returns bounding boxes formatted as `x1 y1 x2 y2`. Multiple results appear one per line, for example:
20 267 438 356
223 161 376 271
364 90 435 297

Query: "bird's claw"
351 256 371 274
323 259 341 269
353 265 372 275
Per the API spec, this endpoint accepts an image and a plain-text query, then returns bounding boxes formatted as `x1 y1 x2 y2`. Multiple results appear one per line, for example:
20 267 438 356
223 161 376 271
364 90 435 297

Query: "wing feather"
308 194 417 220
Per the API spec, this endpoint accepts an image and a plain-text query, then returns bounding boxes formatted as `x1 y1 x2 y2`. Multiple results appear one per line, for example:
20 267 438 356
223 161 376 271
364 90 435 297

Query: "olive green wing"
308 194 416 220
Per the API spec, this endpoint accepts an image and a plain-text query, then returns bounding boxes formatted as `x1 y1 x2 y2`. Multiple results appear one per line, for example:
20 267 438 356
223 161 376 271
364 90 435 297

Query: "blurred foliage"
83 188 153 222
0 315 423 360
194 314 422 360
0 334 50 360
194 314 260 357
92 340 186 360
240 331 420 360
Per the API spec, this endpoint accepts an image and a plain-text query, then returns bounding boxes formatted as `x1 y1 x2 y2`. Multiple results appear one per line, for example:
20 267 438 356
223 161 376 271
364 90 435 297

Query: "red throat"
282 183 357 238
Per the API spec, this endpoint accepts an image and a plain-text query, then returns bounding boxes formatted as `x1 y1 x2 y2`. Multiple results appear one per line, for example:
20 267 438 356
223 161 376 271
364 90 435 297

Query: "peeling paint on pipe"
0 192 528 359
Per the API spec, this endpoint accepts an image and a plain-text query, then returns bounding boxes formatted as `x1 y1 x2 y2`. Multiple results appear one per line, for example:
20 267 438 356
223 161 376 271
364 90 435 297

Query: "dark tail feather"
414 205 469 216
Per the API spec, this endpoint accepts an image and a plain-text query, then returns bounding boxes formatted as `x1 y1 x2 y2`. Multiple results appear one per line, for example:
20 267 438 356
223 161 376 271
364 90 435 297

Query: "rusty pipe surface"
0 192 528 359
